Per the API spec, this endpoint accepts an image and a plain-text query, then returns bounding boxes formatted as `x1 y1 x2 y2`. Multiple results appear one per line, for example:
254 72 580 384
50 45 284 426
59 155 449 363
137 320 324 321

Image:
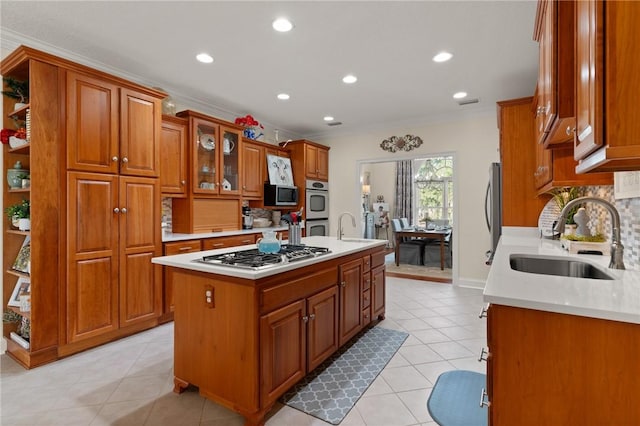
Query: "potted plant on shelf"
5 199 30 230
2 77 29 111
547 186 583 235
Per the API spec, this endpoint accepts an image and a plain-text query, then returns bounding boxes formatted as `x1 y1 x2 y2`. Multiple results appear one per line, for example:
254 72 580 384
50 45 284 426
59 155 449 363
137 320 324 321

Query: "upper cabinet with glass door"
177 110 243 196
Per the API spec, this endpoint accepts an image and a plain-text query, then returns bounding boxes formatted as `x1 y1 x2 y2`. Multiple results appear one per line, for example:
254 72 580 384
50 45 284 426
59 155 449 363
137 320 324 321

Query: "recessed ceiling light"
432 51 453 63
342 74 358 84
453 91 468 99
196 53 213 63
272 18 293 32
277 93 290 100
323 116 334 122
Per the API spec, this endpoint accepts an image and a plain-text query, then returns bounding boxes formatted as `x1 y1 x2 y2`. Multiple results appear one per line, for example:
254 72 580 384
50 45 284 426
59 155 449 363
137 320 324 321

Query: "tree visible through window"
413 156 453 227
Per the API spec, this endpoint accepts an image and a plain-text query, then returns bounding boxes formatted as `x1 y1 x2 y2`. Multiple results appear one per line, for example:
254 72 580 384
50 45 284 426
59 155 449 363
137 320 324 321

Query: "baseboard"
454 277 486 289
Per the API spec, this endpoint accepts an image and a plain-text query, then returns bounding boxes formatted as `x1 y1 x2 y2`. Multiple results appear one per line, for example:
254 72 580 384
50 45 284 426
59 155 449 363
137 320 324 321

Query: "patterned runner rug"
281 326 409 424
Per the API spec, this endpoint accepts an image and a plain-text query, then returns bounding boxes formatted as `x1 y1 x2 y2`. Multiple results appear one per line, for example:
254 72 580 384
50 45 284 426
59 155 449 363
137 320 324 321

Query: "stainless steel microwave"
264 184 299 206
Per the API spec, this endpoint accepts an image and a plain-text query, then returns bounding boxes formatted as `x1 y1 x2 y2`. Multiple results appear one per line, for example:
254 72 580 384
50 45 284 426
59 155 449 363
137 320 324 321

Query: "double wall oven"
305 179 329 236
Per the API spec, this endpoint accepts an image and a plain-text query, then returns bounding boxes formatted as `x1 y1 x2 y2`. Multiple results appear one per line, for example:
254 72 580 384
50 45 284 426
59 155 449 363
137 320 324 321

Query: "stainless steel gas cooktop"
193 245 331 270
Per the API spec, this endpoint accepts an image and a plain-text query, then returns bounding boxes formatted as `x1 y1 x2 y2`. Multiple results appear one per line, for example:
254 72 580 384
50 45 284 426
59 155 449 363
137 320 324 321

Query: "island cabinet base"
488 304 640 425
170 245 386 426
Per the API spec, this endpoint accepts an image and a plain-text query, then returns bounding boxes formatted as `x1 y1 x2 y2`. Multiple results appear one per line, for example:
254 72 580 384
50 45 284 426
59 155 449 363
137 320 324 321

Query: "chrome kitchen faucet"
337 212 356 240
554 197 625 270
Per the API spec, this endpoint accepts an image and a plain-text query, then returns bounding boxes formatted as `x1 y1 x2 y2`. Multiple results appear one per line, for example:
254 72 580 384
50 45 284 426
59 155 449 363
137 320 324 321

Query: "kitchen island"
152 236 387 426
483 229 640 425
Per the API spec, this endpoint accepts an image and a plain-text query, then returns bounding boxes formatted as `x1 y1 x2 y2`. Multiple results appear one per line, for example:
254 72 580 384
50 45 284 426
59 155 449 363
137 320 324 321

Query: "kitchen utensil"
199 134 215 151
256 231 281 253
289 224 302 245
223 138 235 155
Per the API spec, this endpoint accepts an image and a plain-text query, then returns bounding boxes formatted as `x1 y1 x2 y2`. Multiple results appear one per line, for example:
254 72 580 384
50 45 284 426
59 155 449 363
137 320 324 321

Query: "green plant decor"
2 77 29 104
562 233 606 242
547 187 583 225
5 199 30 220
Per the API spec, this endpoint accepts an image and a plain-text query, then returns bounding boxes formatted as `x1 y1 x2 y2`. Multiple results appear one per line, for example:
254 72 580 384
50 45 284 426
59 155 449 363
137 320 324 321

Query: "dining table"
395 228 451 269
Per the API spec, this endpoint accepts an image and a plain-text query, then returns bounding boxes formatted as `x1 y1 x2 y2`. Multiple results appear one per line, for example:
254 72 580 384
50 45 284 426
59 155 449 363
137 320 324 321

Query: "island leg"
173 377 189 394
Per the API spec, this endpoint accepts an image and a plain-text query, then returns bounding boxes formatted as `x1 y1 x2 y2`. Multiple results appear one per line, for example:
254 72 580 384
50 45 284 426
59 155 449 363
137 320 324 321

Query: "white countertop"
152 236 387 280
162 226 289 243
484 229 640 324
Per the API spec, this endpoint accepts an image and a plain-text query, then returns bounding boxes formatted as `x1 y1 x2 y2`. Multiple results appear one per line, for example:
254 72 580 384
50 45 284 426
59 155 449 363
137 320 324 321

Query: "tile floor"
0 277 487 426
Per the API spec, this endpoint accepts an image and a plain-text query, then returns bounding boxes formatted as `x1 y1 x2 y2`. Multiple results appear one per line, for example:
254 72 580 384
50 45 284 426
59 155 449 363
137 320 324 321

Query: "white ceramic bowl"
253 219 272 228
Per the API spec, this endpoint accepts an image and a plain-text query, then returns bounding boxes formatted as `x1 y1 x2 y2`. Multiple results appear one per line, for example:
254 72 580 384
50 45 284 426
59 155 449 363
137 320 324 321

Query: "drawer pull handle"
479 304 489 318
480 387 490 408
179 246 195 251
478 347 488 362
212 243 224 247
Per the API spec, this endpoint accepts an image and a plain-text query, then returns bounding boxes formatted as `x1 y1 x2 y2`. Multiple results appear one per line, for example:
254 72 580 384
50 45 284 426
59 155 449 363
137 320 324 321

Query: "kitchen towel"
281 326 408 425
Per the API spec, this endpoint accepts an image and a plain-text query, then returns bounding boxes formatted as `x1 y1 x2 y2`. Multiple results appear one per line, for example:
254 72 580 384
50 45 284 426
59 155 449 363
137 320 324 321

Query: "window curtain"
394 160 413 221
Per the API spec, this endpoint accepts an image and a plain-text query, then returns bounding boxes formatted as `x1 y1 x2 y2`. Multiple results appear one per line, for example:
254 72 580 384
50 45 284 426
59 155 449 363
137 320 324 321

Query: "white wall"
317 113 501 287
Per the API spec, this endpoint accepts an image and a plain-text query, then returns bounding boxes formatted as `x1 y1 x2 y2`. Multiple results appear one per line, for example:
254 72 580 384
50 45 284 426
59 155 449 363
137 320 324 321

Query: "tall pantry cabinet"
1 46 164 367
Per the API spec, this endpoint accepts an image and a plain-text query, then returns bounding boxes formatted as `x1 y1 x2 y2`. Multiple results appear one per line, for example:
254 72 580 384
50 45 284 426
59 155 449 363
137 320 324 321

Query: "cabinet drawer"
164 240 202 255
202 234 256 250
363 272 371 291
362 289 371 309
363 255 371 271
362 307 371 326
371 250 386 268
260 267 337 314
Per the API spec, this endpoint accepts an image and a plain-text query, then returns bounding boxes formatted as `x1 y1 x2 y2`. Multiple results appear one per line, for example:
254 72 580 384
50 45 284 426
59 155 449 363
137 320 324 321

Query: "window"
413 156 453 227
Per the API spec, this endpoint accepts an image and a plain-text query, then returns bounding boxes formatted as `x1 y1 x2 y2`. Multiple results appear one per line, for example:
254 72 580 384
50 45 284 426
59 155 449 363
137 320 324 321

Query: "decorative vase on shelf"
573 207 588 237
18 218 30 231
7 160 27 189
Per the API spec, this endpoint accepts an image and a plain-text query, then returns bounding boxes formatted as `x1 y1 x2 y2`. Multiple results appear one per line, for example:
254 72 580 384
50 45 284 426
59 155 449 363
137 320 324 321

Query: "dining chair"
391 219 424 265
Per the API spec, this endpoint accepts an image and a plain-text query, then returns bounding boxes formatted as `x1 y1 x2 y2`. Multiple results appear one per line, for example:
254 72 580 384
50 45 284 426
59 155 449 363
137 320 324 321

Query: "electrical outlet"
205 285 214 309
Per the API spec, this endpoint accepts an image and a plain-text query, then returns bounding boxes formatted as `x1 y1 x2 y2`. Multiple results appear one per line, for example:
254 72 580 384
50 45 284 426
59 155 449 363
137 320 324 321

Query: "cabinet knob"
340 281 346 288
121 207 127 214
113 207 120 213
302 315 309 323
309 313 316 320
122 157 129 164
181 180 186 185
112 156 119 162
566 126 576 136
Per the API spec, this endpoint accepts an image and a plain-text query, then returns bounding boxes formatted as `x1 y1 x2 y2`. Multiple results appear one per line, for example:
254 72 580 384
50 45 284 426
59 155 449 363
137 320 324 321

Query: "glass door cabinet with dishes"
177 110 242 196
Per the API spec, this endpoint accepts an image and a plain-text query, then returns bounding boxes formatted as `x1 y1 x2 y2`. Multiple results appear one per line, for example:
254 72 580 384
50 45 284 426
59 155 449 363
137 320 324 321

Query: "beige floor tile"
355 393 418 426
201 398 242 422
265 404 312 425
362 375 394 397
144 391 206 426
106 375 168 403
39 406 100 425
427 341 475 360
91 398 154 426
411 328 451 344
395 318 432 332
380 365 431 392
413 361 457 384
396 388 434 423
398 344 443 366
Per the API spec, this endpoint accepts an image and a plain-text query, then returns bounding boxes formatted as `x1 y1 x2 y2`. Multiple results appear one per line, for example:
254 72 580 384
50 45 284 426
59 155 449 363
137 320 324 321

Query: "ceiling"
1 1 539 140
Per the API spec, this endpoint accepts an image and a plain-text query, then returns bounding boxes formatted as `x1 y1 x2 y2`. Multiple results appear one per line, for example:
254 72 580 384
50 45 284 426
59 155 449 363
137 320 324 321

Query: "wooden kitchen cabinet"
371 265 386 320
1 46 165 367
338 258 364 346
160 115 188 196
160 239 202 323
66 71 161 177
487 304 640 425
261 284 339 407
171 197 241 233
533 0 575 147
283 139 330 182
498 98 546 227
574 0 640 173
170 244 384 425
242 140 264 199
176 110 243 196
66 172 162 343
202 234 255 250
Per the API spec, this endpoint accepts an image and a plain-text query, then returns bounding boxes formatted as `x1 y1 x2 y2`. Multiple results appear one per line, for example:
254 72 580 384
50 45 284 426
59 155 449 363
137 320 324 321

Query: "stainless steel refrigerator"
484 162 502 265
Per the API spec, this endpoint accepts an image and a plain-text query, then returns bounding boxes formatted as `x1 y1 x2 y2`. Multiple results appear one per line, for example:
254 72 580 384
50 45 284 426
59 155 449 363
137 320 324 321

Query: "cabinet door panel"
67 71 119 174
574 0 603 159
119 177 161 325
120 251 159 325
160 119 187 195
242 141 263 198
261 300 306 407
317 147 329 180
120 89 161 177
305 145 318 178
307 286 339 371
67 172 119 342
338 258 363 346
371 265 386 319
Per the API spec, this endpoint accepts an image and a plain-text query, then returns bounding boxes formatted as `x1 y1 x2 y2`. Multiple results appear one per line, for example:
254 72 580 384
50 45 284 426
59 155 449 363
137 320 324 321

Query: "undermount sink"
509 254 615 280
